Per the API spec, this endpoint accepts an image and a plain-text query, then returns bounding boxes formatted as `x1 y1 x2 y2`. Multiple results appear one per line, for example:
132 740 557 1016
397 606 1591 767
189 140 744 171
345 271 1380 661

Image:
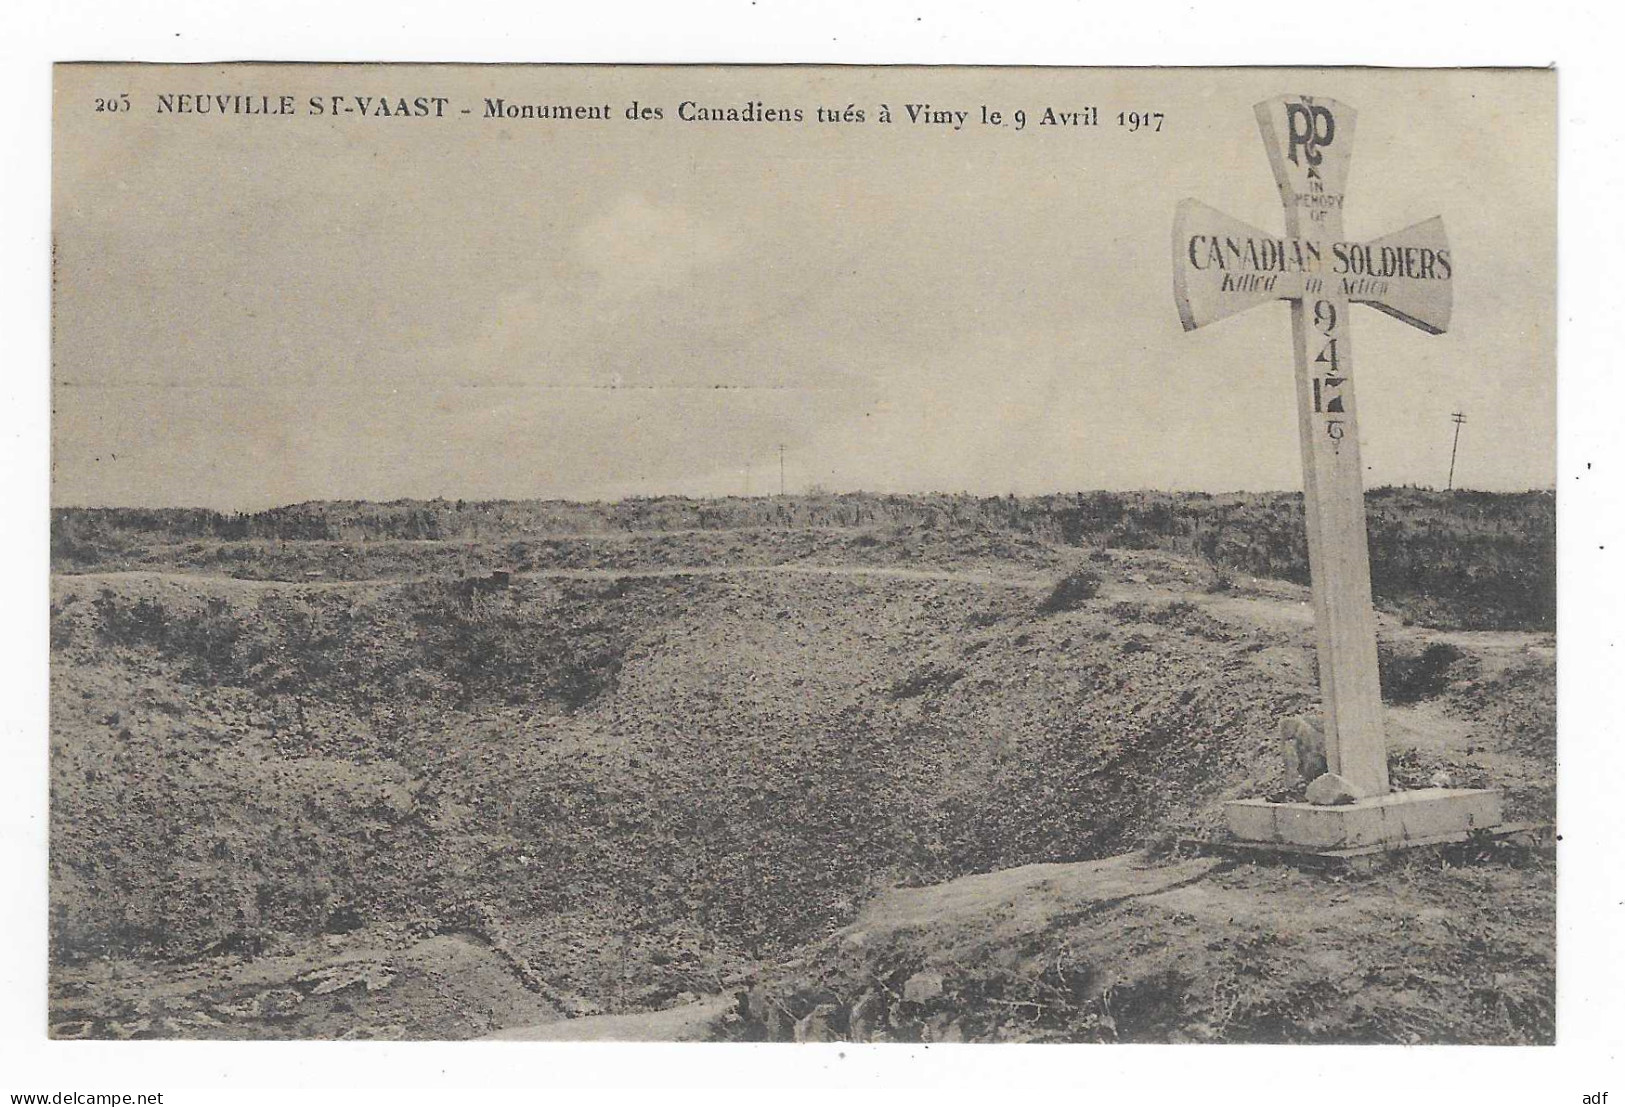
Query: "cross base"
1224 788 1503 851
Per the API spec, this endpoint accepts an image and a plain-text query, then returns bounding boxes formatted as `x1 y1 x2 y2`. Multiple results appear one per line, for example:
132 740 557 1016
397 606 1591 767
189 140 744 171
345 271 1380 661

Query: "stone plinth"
1225 788 1502 851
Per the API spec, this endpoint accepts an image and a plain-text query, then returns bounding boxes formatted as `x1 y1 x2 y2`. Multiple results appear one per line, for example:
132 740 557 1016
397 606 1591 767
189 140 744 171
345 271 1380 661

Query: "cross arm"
1173 199 1453 336
1345 216 1453 335
1172 198 1295 331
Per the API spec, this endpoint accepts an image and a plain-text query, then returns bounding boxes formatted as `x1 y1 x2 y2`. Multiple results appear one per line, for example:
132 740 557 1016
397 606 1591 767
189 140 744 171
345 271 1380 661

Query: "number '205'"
94 94 131 112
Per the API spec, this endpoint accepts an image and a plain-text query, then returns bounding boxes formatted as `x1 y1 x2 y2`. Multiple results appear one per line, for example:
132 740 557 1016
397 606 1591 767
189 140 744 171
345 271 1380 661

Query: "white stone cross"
1173 96 1454 797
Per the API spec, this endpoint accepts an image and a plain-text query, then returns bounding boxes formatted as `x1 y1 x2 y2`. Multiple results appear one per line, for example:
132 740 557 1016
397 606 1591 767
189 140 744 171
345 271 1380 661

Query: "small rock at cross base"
1305 772 1365 806
1279 716 1328 785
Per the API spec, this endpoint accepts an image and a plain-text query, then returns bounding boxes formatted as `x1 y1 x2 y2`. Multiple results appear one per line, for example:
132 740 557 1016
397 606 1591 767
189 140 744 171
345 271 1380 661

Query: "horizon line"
51 483 1559 516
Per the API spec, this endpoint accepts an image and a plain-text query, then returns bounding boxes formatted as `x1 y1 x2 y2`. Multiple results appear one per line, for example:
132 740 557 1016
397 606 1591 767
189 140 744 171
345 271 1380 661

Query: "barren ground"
48 523 1555 1043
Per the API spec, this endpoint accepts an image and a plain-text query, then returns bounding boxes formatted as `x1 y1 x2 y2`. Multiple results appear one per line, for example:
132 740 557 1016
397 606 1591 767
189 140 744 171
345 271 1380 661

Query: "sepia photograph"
44 61 1559 1051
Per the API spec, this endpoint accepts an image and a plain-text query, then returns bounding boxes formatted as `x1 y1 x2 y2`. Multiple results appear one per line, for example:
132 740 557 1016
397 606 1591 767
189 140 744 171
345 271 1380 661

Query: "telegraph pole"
1447 411 1467 491
778 444 785 496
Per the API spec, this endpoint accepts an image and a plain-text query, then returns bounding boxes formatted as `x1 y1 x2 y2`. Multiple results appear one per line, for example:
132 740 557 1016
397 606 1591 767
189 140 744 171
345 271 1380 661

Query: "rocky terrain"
47 497 1556 1043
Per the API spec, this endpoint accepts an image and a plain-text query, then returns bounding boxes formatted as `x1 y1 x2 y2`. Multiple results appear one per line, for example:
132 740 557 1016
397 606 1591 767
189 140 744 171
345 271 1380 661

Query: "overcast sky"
52 65 1555 510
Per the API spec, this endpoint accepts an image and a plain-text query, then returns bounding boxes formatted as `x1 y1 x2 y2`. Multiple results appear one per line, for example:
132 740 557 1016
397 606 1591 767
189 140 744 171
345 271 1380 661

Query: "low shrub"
1040 568 1103 613
1379 641 1465 704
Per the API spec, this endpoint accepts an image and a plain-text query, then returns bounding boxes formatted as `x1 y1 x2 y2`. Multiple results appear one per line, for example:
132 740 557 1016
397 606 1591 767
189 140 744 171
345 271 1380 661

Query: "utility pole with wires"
1447 411 1467 491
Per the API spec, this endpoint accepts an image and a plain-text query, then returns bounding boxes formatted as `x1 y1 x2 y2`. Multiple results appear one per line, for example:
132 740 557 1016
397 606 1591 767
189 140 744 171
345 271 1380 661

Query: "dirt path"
483 994 737 1042
1191 589 1552 655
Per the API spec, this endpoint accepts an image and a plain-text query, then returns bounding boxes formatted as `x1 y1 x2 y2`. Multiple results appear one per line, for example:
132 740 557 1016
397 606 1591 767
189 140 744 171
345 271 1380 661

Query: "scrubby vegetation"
52 568 1290 971
52 486 1554 631
47 489 1556 1042
1039 567 1103 613
1379 641 1467 705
